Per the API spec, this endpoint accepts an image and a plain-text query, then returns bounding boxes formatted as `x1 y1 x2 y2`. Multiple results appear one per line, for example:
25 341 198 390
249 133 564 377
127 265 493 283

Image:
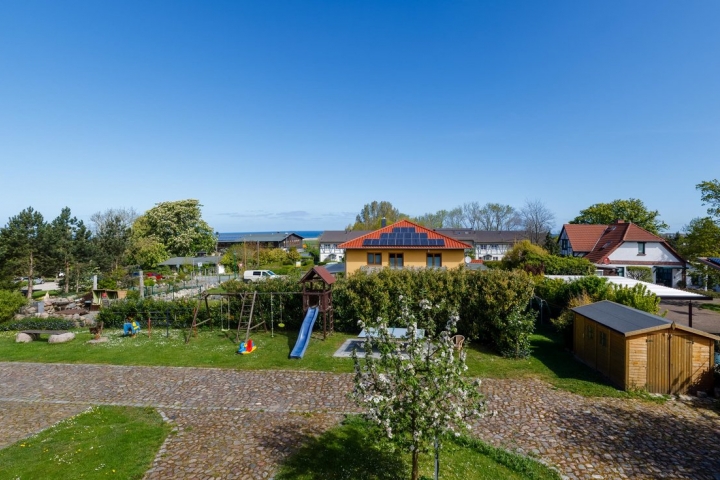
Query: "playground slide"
289 307 319 359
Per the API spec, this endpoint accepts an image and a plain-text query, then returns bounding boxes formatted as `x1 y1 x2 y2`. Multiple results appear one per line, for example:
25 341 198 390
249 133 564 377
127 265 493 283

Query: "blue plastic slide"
290 307 319 359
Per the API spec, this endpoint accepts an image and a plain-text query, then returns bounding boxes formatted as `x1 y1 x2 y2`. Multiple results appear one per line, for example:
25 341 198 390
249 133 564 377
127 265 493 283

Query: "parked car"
145 272 163 280
243 270 279 282
33 278 44 285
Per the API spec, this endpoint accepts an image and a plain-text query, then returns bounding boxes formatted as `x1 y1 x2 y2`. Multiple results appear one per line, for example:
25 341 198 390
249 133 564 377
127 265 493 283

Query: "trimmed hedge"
0 317 77 331
333 268 537 358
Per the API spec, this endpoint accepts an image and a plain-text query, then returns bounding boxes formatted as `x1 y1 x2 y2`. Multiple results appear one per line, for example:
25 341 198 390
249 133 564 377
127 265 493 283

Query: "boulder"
48 332 75 344
16 332 33 343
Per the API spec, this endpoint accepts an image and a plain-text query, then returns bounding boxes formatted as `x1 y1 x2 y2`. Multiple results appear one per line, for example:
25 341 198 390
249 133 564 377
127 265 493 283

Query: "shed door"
669 334 693 395
646 332 669 394
584 322 596 369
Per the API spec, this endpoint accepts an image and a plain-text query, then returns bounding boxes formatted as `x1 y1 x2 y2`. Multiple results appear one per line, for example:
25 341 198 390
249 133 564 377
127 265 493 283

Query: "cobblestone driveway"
1 362 719 479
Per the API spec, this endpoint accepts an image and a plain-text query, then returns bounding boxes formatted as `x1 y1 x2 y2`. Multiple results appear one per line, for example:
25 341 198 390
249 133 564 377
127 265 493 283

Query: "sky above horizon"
2 1 719 233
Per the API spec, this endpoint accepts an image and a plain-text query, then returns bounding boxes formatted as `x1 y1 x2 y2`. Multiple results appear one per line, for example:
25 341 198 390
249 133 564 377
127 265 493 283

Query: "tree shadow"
262 416 407 480
530 326 619 386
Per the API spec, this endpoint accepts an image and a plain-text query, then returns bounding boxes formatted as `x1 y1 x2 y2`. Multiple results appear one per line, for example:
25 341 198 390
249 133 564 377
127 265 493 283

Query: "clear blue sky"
2 1 718 232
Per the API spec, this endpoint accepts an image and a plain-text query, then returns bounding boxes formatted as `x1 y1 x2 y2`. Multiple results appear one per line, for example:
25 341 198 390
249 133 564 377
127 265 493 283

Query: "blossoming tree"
352 301 485 480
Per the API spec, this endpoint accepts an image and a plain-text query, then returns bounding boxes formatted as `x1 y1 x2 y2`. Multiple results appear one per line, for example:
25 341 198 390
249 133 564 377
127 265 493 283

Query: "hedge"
333 268 537 358
0 290 27 323
0 317 77 331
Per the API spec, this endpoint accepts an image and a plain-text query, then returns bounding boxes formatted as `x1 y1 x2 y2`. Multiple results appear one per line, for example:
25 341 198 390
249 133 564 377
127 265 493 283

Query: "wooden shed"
572 300 718 394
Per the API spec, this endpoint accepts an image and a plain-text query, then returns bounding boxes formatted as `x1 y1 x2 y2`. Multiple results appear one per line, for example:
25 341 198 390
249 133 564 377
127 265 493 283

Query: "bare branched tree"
520 199 555 244
477 203 522 230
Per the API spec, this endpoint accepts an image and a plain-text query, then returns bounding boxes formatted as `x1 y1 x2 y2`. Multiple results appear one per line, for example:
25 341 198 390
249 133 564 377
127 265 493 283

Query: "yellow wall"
345 249 466 275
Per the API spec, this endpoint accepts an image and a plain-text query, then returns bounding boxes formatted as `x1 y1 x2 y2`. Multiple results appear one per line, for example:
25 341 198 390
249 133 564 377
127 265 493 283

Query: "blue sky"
1 1 718 233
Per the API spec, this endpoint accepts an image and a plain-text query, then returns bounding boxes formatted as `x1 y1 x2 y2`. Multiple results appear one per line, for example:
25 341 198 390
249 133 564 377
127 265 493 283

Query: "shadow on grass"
272 417 407 480
530 325 617 387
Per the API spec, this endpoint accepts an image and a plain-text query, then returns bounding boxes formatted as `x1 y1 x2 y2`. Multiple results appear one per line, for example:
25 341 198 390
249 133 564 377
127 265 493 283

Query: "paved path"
1 363 720 479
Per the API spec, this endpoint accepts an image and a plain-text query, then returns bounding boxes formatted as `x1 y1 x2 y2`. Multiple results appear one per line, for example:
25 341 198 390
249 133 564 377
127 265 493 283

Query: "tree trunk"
411 450 419 480
26 253 34 300
64 260 70 294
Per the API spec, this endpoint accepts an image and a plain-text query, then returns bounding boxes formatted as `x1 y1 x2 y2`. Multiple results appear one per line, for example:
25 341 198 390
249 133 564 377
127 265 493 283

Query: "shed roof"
545 275 712 300
572 300 719 340
299 266 336 285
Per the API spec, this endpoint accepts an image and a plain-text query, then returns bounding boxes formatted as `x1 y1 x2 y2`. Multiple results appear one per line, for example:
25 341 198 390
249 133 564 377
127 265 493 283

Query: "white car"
243 270 280 282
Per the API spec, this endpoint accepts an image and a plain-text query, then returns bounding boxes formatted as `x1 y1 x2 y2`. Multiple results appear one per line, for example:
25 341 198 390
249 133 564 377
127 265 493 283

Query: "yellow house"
337 219 472 275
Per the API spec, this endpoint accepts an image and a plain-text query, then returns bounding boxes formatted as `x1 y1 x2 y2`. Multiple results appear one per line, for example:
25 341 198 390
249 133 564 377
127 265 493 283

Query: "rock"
15 332 33 343
48 332 75 344
87 337 108 344
67 302 77 309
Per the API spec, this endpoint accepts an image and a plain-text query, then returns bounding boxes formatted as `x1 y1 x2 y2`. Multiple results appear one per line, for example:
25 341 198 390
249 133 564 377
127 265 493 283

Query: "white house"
558 220 687 287
318 230 370 262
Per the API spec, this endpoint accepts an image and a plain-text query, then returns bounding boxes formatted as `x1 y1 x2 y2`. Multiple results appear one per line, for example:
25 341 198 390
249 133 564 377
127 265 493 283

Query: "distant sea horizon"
220 230 324 238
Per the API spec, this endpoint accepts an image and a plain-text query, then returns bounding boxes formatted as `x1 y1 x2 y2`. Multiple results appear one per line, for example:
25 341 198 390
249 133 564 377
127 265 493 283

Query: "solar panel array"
362 226 446 247
709 257 720 266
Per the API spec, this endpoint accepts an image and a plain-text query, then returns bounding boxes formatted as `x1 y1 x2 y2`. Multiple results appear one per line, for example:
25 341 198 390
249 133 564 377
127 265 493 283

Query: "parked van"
243 270 279 282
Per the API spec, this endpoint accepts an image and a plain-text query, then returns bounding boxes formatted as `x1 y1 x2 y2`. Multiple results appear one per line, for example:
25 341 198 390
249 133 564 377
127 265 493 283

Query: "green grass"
700 303 720 313
0 323 658 399
465 325 666 402
275 416 561 480
0 405 170 480
0 327 359 373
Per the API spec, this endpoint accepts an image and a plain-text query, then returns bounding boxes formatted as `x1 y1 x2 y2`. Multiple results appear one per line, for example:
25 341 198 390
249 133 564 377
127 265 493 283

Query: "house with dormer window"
558 220 687 287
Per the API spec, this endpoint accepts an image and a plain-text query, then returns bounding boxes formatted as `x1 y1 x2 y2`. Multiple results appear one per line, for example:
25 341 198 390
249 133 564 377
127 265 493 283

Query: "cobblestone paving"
1 362 720 479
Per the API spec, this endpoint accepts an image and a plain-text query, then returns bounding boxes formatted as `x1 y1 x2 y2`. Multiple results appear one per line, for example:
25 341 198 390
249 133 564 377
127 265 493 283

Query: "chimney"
381 217 386 228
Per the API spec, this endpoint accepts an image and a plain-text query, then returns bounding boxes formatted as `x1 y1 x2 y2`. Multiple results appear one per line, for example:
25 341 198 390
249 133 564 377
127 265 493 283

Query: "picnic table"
358 327 425 340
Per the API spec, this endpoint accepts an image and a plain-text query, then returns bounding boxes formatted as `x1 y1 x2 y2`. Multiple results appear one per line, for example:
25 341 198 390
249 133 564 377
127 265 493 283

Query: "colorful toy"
123 320 141 337
237 338 256 355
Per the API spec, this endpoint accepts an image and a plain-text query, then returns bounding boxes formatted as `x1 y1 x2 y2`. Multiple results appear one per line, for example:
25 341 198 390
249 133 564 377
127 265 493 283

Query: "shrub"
501 240 594 275
334 268 537 358
0 317 76 331
0 290 27 323
626 266 653 283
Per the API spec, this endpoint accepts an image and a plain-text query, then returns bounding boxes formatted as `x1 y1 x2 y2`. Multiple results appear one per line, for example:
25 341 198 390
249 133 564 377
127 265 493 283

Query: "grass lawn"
0 324 657 399
275 416 561 480
0 405 170 480
700 303 720 313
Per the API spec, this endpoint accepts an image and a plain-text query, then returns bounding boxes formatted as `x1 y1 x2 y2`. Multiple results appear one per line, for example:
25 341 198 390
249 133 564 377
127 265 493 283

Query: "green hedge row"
332 268 537 357
0 317 77 331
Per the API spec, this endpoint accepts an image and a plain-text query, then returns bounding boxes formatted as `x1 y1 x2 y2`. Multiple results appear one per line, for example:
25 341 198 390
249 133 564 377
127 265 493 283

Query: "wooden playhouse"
572 300 718 394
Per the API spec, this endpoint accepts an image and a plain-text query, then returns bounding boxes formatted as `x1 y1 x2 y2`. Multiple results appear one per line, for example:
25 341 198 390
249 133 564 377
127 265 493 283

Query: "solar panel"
710 257 720 266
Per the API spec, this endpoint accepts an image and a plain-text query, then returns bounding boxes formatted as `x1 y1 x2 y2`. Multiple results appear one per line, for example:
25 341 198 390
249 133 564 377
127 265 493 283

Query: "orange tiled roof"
562 224 608 252
338 219 472 250
579 221 682 264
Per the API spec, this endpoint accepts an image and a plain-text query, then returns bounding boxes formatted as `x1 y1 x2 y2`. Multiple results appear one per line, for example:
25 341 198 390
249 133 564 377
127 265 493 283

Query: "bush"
0 317 76 331
0 290 27 323
333 268 537 358
626 266 653 283
501 240 594 275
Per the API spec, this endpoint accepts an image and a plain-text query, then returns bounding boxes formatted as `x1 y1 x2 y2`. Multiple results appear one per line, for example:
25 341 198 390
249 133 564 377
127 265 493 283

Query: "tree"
0 207 48 299
680 217 720 260
570 198 668 234
543 232 560 255
697 179 720 220
476 203 521 231
461 201 482 229
48 207 94 293
520 199 556 244
91 208 137 272
350 201 408 230
132 199 215 257
352 309 484 480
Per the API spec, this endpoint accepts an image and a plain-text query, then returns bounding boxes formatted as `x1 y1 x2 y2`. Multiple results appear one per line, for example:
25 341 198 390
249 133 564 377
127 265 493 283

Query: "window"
586 325 594 340
599 331 608 347
561 239 569 250
426 253 442 267
367 253 381 265
389 253 404 268
638 242 646 255
480 244 488 250
491 244 499 250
